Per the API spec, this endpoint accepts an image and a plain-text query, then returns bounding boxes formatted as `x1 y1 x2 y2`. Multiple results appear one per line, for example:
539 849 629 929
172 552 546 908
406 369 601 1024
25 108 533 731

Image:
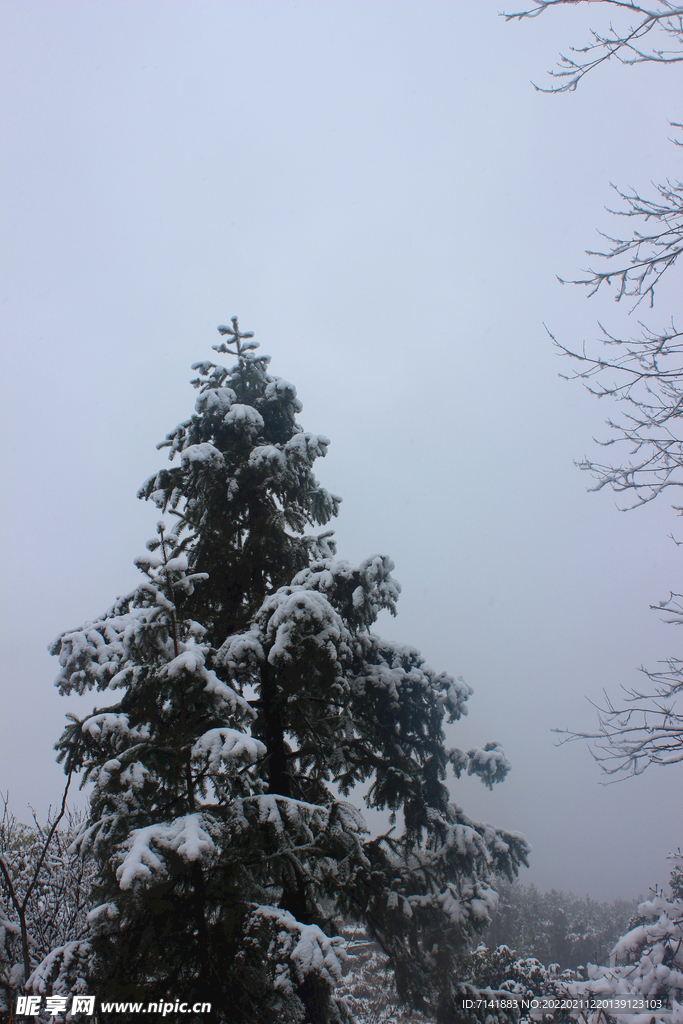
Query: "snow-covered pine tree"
49 321 529 1024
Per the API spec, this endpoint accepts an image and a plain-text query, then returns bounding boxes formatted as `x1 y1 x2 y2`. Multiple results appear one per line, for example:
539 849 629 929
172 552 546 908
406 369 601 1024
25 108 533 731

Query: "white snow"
466 744 511 788
194 387 237 416
266 589 344 664
248 905 345 996
284 432 331 468
566 889 683 1024
180 443 225 471
116 814 216 890
262 378 302 412
224 404 264 434
248 444 286 475
162 647 254 716
26 941 91 997
81 712 149 746
165 649 205 679
192 727 265 769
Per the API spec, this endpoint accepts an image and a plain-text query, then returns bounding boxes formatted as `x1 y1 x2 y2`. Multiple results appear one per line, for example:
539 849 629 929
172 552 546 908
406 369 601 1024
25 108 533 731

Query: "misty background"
1 0 681 904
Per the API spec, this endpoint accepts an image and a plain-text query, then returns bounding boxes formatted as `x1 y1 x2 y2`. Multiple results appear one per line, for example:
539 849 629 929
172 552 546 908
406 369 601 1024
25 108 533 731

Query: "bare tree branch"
0 772 80 992
554 648 683 779
563 176 683 309
505 2 683 778
550 321 683 508
503 2 683 94
503 4 683 309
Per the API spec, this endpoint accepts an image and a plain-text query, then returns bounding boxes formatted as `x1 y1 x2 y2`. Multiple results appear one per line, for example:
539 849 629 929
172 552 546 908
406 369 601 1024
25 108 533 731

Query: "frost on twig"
554 589 683 778
503 2 683 95
550 321 683 508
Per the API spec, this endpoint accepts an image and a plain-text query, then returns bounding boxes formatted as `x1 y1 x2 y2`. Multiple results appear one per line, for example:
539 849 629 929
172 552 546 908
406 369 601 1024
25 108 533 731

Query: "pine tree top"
138 321 342 642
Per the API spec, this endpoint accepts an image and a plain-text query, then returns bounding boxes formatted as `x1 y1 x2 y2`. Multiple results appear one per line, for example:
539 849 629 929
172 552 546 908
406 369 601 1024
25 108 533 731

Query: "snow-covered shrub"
468 943 577 1023
0 798 90 1015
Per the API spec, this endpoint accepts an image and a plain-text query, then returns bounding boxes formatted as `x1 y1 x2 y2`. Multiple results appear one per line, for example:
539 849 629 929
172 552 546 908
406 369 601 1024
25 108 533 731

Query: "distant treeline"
484 881 640 970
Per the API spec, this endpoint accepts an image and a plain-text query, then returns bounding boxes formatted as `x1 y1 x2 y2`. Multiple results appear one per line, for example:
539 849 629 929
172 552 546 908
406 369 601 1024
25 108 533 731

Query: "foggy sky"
1 0 682 902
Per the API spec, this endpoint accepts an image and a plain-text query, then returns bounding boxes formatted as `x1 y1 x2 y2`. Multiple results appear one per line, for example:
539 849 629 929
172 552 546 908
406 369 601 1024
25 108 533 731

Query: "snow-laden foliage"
26 940 91 1003
245 906 346 998
44 320 529 1023
138 321 341 644
466 858 683 1024
565 854 683 1024
468 943 578 1024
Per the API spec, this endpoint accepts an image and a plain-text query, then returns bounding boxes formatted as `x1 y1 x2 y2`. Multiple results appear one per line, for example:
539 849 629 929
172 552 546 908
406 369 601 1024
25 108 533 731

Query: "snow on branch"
246 905 346 997
191 727 266 770
26 940 91 997
502 5 683 308
565 885 683 1021
503 2 683 95
562 177 683 310
551 321 683 509
449 743 512 789
116 814 216 890
554 651 683 779
266 590 345 665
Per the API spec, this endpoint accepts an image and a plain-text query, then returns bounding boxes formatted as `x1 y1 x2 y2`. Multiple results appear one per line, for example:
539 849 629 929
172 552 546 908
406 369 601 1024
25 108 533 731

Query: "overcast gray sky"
1 0 682 902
